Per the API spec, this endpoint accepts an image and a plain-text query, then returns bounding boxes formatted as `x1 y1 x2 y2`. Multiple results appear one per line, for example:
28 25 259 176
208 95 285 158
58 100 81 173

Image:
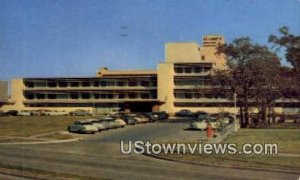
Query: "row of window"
25 103 121 107
24 81 157 88
174 93 226 99
174 67 212 74
24 93 157 100
174 79 211 86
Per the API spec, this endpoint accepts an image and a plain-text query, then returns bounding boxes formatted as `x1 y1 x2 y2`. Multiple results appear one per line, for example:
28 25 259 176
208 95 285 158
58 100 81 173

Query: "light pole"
233 92 238 132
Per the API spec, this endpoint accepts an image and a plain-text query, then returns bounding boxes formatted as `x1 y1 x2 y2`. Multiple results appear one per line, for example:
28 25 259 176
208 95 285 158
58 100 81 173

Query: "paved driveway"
0 121 298 180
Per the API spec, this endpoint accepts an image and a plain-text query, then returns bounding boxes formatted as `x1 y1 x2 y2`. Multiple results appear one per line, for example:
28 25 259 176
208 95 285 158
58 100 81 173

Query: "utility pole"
233 92 238 132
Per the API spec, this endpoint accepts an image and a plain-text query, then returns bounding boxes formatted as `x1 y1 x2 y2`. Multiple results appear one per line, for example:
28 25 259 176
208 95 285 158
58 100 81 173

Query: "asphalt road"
0 121 298 180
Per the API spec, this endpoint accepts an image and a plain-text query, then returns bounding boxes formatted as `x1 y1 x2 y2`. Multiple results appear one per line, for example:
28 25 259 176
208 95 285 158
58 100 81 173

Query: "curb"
0 138 83 145
143 153 300 175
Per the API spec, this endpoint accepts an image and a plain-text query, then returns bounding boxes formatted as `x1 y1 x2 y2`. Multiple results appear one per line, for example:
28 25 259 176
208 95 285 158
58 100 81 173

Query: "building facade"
0 81 9 108
1 35 298 115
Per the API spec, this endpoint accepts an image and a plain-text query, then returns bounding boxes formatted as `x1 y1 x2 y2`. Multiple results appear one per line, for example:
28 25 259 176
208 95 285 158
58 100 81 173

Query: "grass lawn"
0 116 101 137
162 128 300 171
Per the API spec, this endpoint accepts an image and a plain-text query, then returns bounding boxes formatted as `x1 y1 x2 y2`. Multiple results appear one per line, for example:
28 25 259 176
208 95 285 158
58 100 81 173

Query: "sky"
0 0 299 80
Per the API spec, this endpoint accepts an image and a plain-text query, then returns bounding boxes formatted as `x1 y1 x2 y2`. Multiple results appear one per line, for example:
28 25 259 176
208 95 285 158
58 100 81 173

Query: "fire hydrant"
206 122 214 138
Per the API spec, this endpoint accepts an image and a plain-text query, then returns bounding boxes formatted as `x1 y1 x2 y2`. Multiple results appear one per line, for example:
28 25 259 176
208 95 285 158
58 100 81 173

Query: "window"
174 67 183 73
117 82 125 86
36 94 46 99
141 94 150 99
48 94 56 99
70 94 78 99
48 82 57 87
106 81 114 86
70 82 79 87
118 94 125 99
94 94 100 99
81 93 90 99
100 81 107 87
204 67 211 72
24 81 34 88
194 67 202 73
129 81 137 86
107 94 113 99
93 81 99 87
24 93 34 99
128 94 136 99
81 82 90 87
57 94 68 99
184 68 192 73
141 81 150 87
35 82 47 87
58 82 68 87
185 93 192 99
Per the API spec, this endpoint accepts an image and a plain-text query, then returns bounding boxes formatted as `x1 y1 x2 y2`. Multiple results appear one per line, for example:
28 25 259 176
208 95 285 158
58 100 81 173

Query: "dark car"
5 110 18 116
152 111 169 120
143 112 158 122
120 114 137 125
175 109 193 117
194 111 209 120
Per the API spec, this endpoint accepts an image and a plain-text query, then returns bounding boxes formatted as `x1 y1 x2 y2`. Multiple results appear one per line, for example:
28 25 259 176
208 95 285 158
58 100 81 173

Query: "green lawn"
162 128 300 171
0 116 100 137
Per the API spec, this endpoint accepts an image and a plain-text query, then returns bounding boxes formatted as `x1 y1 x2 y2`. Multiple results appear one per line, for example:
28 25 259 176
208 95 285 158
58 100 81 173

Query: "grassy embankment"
161 125 300 171
0 116 102 140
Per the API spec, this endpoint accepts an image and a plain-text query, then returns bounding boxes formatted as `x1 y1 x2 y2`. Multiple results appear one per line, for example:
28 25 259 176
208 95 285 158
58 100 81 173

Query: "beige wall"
0 81 8 103
157 62 175 112
165 43 200 63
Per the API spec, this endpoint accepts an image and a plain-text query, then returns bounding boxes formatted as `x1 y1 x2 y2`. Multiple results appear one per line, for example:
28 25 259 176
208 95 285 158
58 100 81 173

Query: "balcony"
23 98 159 104
174 98 231 103
24 86 157 91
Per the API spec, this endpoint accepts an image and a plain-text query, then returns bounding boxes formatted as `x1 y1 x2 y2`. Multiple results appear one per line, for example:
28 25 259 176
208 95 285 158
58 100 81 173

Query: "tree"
214 37 281 128
269 26 300 89
247 50 281 125
269 26 300 71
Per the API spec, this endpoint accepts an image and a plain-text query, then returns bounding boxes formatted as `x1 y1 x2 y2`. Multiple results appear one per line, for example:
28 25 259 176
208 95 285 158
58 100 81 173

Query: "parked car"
114 118 126 127
85 119 106 131
210 113 234 124
31 109 51 116
152 111 169 120
189 117 220 130
70 109 92 116
175 109 193 117
194 111 209 120
67 120 98 134
101 117 123 128
142 112 157 122
17 110 31 116
120 114 137 125
136 114 150 123
45 110 69 116
5 110 18 116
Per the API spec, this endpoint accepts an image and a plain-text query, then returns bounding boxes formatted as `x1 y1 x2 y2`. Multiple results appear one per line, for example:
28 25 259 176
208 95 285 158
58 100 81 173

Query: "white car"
189 117 220 130
127 114 145 124
68 120 98 134
45 110 69 116
114 118 126 127
86 119 106 131
18 110 31 116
